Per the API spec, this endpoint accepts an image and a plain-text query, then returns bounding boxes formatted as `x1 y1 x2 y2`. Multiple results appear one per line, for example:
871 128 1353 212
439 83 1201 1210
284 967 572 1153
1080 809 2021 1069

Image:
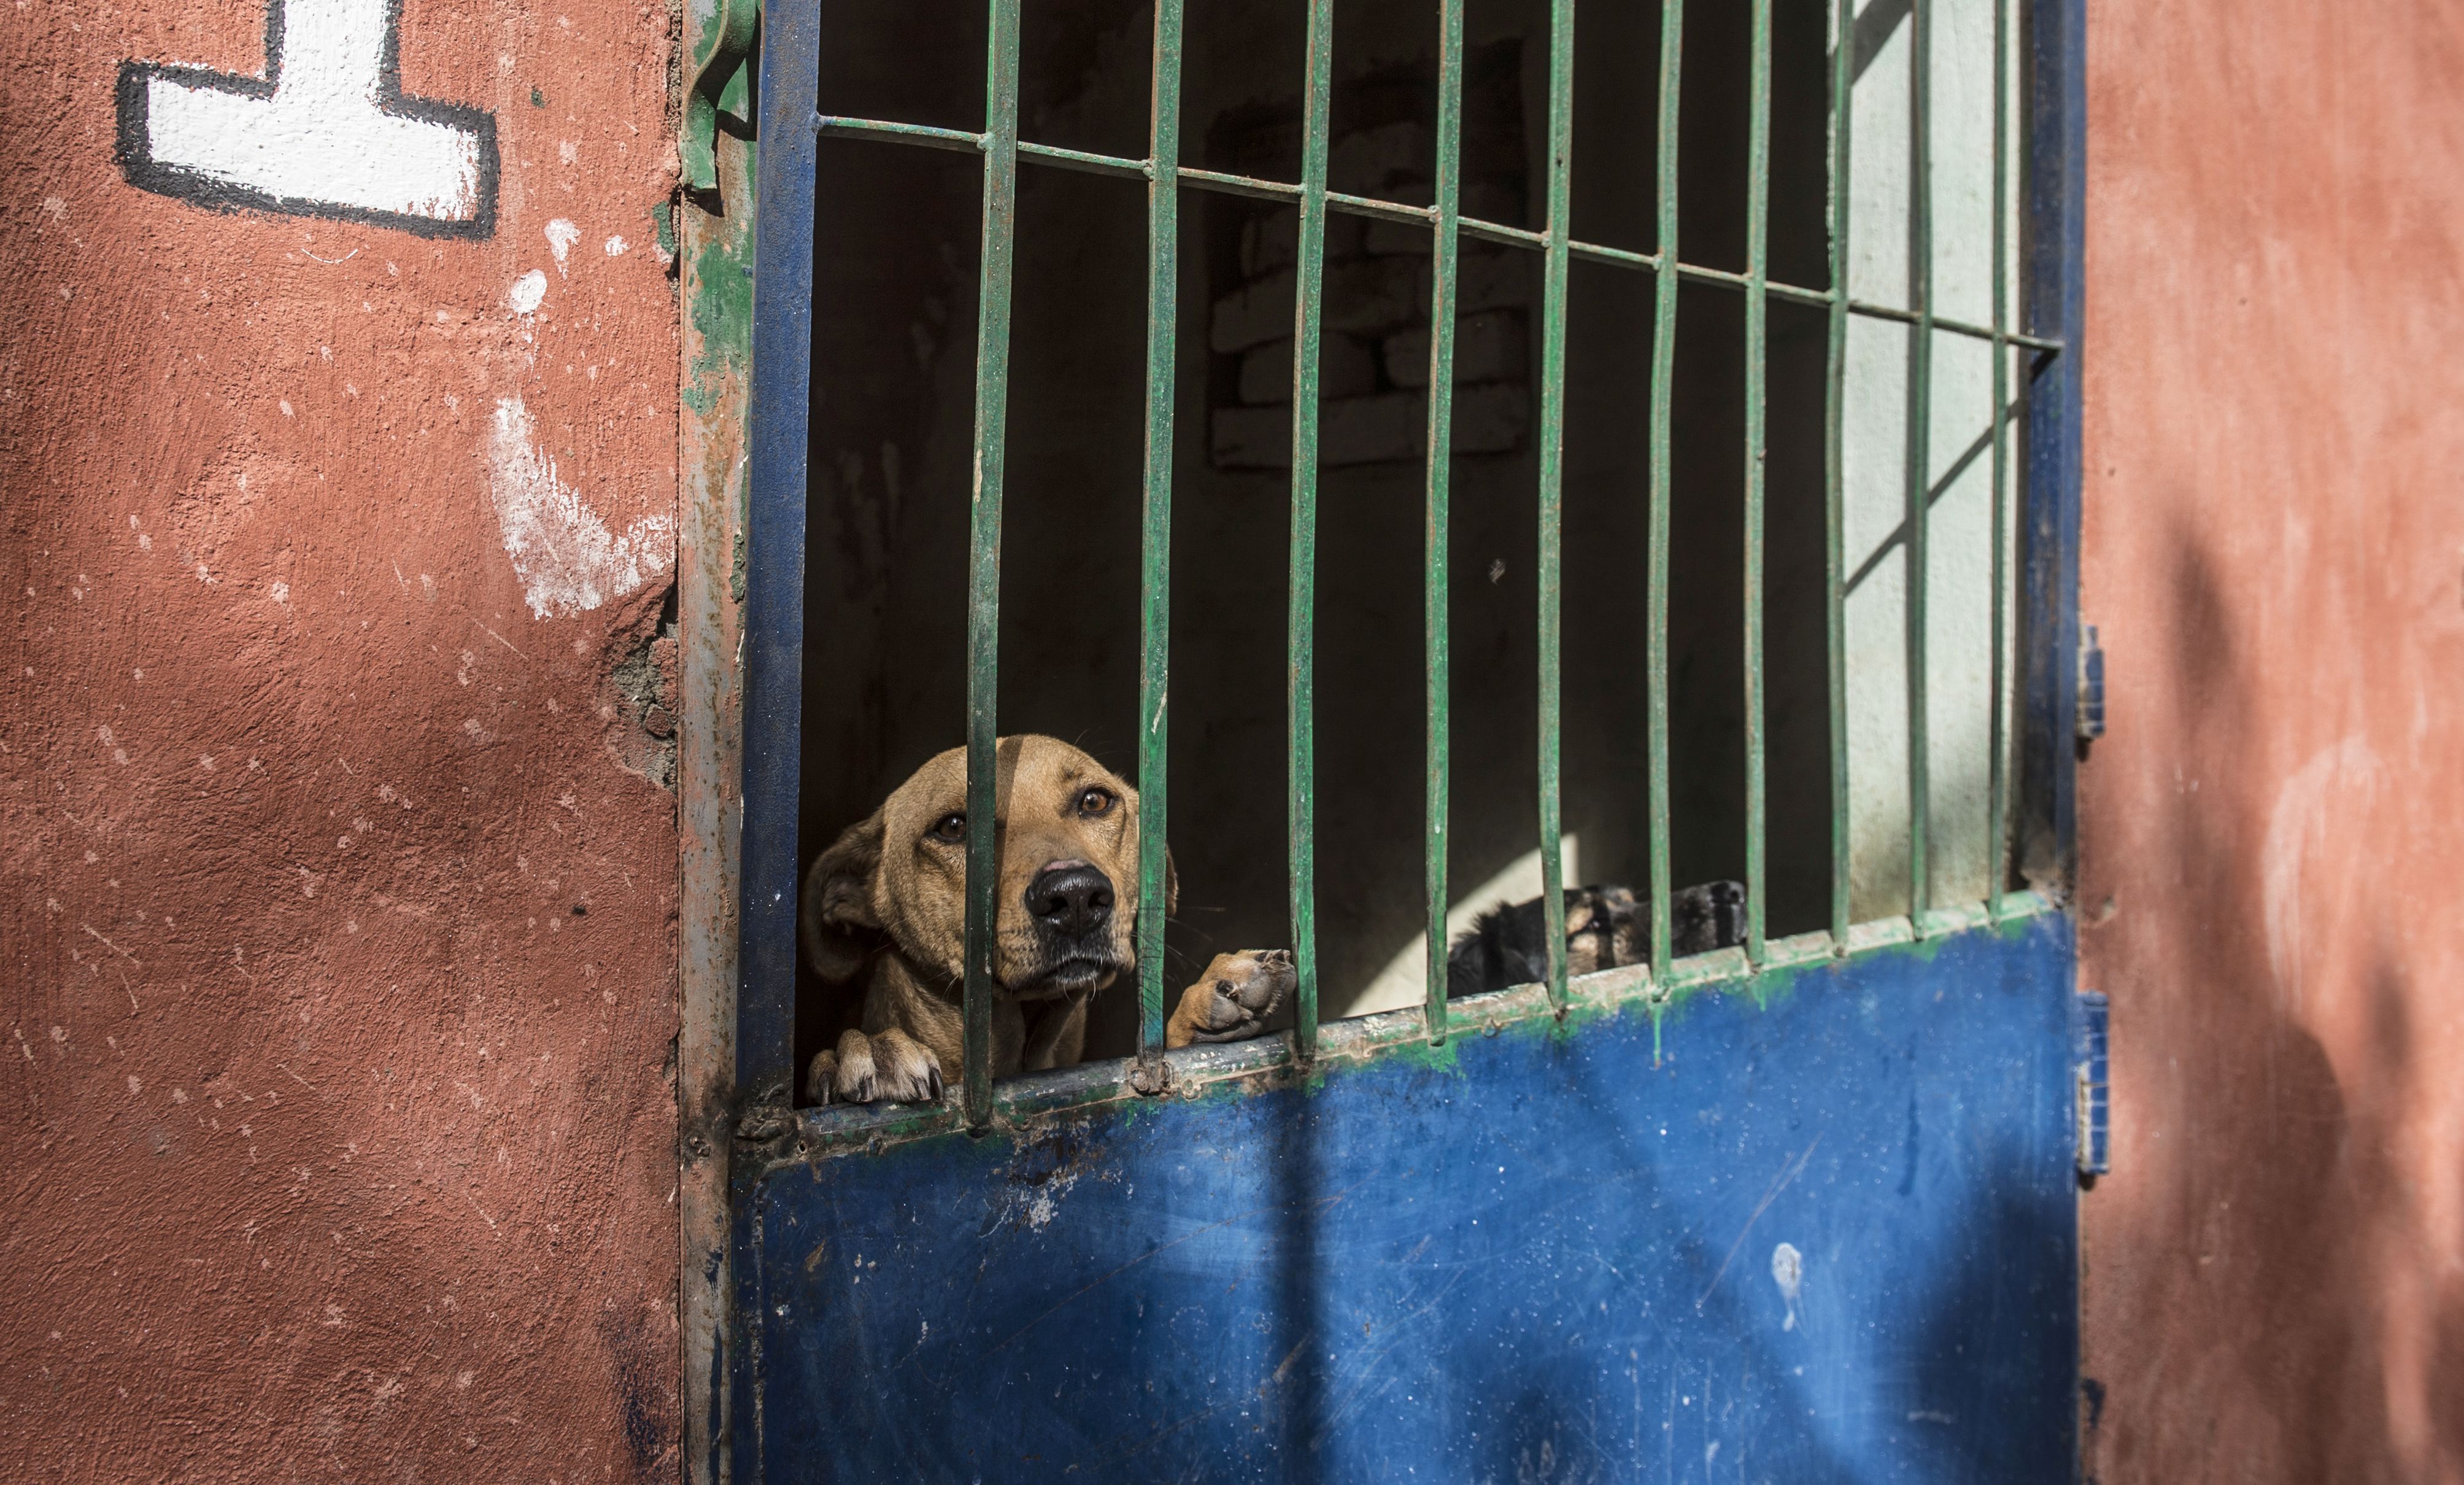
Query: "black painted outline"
116 0 498 239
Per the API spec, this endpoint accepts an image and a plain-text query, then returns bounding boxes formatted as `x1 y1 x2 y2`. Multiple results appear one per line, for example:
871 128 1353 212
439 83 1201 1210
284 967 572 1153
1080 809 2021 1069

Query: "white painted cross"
118 0 497 236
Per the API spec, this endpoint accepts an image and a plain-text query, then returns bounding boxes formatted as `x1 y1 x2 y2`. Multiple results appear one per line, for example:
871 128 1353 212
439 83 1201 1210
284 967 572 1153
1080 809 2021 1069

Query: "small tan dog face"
805 735 1164 1003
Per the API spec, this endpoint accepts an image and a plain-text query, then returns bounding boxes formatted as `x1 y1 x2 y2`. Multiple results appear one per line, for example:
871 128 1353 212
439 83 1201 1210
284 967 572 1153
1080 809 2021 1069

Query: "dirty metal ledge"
756 891 2058 1169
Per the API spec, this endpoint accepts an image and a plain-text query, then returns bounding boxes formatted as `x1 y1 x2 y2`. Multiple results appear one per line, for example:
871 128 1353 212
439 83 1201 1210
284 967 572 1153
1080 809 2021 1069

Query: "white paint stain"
126 0 489 225
603 234 628 257
2262 736 2385 1011
1770 1241 1803 1331
269 580 290 603
484 396 673 619
507 269 547 316
544 217 581 273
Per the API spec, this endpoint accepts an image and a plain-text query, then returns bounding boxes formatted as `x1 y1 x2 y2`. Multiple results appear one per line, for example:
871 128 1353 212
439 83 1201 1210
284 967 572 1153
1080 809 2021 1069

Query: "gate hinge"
682 0 760 195
2072 990 2110 1177
2076 624 2107 742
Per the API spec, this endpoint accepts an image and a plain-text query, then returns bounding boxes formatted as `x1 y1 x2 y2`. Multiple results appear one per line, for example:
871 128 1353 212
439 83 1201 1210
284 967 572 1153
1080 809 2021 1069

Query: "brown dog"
801 735 1171 1104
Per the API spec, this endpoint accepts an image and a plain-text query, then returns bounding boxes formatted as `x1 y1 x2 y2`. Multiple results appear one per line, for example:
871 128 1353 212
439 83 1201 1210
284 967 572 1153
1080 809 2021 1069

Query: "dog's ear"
800 810 885 983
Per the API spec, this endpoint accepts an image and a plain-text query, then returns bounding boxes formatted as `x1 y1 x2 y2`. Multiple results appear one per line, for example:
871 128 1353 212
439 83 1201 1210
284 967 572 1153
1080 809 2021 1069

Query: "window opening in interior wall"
774 0 2051 1115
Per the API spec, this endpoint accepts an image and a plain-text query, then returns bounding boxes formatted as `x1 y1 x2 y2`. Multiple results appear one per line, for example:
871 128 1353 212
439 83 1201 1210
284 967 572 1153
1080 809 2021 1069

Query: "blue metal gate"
728 0 2088 1476
734 917 2080 1483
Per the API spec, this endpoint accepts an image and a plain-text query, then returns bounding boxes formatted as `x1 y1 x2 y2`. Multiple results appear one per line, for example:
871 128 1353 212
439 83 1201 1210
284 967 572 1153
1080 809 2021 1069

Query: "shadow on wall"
2079 517 2464 1481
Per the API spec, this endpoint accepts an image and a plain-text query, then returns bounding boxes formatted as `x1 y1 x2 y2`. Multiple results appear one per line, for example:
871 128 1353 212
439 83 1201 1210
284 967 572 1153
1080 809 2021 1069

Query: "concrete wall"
2 0 684 1476
2077 1 2464 1479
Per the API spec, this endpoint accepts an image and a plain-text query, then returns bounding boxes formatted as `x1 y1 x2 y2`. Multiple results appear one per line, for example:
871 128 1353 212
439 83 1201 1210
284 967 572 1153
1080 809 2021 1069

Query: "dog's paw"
1168 949 1296 1049
806 1047 843 1105
812 1029 944 1106
867 1029 945 1103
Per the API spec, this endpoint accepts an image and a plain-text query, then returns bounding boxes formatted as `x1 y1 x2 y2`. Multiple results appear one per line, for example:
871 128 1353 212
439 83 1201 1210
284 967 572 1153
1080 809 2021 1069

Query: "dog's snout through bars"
1027 861 1115 939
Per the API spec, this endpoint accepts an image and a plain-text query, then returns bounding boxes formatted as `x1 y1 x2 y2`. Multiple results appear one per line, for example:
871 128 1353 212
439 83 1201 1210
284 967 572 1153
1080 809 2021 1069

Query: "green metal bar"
1986 0 2012 918
1906 0 1934 923
1136 0 1184 1060
1178 166 1301 203
1824 0 1853 944
1647 0 1683 982
811 111 2061 351
1569 240 1660 273
1025 139 1151 179
1466 217 1549 250
1288 0 1334 1061
1326 188 1437 227
961 0 1022 1130
1742 0 1771 965
1423 0 1465 1043
1846 297 2050 348
815 114 985 152
1535 0 1576 1012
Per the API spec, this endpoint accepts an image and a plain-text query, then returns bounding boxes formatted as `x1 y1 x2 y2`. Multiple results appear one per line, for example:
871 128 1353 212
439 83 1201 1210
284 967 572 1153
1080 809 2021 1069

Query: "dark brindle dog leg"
1445 880 1749 996
1670 880 1748 958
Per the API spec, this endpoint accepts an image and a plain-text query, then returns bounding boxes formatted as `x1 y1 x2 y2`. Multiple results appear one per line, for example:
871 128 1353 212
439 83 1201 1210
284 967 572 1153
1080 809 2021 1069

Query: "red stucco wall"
2079 2 2464 1479
2 1 684 1477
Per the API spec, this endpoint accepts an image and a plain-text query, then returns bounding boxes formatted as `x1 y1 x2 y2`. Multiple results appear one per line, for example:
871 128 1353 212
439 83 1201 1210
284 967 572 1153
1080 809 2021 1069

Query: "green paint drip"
682 206 753 416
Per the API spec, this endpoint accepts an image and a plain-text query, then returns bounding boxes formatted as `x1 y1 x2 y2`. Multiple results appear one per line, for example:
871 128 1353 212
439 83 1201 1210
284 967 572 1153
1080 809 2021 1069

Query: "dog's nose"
1025 862 1114 936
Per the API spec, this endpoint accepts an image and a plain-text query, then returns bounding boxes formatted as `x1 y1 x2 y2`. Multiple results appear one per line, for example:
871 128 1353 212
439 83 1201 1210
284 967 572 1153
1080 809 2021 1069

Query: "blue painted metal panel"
735 916 2077 1483
2022 0 2087 884
740 0 821 1109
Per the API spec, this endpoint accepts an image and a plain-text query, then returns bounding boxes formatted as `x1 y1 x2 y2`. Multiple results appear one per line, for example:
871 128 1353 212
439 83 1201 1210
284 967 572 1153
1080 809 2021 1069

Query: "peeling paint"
487 396 674 619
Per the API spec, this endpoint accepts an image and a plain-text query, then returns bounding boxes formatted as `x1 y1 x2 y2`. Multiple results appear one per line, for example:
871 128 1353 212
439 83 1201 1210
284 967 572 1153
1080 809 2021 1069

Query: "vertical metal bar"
2022 0 2087 902
1741 0 1771 964
737 0 820 1112
1288 0 1334 1060
1136 0 1184 1059
1904 0 1934 924
1535 0 1577 1011
1985 0 2010 917
1823 0 1853 945
734 14 819 1471
1647 0 1683 982
962 0 1023 1129
2029 6 2087 1467
1423 0 1464 1042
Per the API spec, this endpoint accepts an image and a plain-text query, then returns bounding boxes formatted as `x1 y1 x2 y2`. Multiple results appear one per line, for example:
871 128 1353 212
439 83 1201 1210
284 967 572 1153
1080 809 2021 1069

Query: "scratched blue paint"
733 917 2077 1483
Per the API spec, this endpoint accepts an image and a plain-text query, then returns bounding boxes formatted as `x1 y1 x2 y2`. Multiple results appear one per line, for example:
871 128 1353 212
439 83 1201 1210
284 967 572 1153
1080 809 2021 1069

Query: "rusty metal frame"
674 7 758 1482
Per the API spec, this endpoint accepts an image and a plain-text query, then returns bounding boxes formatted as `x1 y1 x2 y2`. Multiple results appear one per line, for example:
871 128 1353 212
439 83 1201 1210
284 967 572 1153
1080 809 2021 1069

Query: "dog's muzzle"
1017 861 1121 998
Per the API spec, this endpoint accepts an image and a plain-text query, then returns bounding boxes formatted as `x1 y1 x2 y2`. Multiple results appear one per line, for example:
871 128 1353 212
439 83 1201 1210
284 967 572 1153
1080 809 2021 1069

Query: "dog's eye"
1075 787 1118 817
928 812 966 843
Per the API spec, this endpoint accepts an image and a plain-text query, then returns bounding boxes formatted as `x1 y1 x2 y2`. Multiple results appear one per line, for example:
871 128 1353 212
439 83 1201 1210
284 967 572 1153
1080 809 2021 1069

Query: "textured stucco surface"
2078 2 2464 1479
1 0 684 1477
